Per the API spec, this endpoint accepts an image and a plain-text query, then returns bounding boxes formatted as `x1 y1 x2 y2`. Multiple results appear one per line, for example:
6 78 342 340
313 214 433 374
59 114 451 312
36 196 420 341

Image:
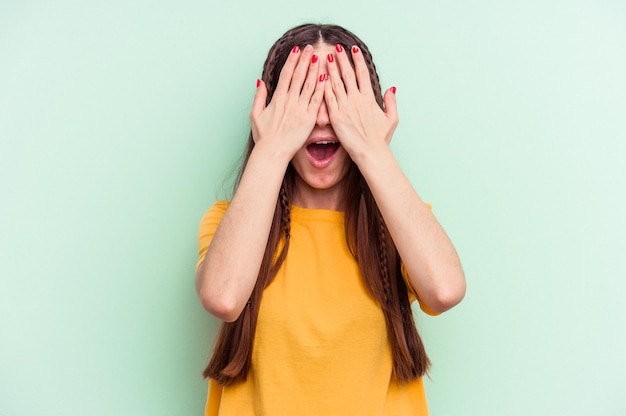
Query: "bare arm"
195 45 325 322
324 45 465 314
354 149 465 314
195 148 288 321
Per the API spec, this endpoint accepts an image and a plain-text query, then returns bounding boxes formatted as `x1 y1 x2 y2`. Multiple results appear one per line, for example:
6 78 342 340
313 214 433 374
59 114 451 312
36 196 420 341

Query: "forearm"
196 145 291 321
354 146 466 314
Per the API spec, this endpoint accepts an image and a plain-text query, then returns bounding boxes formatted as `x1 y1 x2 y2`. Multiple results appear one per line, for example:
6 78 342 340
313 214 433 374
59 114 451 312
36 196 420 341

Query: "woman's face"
290 42 352 210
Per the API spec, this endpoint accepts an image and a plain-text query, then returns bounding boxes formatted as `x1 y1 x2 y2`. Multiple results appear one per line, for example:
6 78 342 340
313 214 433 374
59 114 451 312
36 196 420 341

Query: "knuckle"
310 96 322 108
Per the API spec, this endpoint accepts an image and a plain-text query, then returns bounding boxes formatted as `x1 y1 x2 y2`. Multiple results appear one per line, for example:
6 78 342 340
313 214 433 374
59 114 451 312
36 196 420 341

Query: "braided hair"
205 24 429 385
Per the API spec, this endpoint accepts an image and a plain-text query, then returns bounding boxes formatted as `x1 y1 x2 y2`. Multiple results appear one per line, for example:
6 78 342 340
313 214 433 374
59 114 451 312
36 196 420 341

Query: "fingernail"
391 86 397 94
319 74 329 82
352 46 359 54
292 46 300 54
256 79 261 88
312 54 318 63
335 44 343 53
327 54 334 63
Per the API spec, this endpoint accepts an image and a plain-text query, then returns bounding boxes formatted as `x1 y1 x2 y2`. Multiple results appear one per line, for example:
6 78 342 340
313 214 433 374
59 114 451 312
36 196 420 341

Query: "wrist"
250 141 295 167
348 141 393 170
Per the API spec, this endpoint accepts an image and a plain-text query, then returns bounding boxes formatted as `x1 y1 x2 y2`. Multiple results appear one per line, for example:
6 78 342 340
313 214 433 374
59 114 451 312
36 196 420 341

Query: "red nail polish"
320 74 329 82
312 54 318 63
327 54 334 63
352 46 359 54
391 86 397 94
256 79 261 88
324 74 330 81
292 46 300 54
336 44 343 53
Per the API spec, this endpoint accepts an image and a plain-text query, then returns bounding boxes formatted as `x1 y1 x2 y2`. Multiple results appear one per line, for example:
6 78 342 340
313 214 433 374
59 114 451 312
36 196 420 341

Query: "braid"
377 211 391 306
279 185 291 241
345 170 430 383
262 34 298 105
262 39 285 103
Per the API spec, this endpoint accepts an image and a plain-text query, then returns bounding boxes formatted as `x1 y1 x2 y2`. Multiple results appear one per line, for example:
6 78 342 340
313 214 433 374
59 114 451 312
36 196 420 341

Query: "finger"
288 45 315 98
326 52 347 103
274 46 302 96
323 73 338 115
307 72 326 114
333 44 358 94
251 78 268 119
299 51 321 103
350 45 374 97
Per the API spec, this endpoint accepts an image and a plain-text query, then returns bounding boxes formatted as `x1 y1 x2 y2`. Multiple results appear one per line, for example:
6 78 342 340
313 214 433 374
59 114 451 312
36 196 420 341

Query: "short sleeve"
401 263 439 316
195 200 230 271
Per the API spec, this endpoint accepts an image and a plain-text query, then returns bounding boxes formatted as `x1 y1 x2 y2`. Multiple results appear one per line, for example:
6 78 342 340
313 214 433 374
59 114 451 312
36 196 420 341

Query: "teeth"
314 141 338 145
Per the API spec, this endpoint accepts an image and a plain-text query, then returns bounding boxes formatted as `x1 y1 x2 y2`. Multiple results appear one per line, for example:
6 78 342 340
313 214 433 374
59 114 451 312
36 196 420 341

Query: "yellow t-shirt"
197 201 433 415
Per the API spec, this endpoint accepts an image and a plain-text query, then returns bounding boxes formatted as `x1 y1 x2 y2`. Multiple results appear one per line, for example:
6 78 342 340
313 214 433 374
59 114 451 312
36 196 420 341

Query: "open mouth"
306 141 340 161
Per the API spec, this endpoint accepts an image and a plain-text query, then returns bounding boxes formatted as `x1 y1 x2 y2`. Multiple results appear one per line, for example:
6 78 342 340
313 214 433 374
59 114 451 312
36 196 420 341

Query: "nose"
315 99 330 127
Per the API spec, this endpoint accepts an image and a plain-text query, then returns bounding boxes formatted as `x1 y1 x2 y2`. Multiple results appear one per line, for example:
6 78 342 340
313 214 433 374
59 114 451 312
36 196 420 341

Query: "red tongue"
308 143 339 160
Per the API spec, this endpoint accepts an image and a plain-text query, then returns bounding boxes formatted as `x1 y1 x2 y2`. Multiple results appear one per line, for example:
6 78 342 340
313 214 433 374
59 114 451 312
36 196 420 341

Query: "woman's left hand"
323 44 398 162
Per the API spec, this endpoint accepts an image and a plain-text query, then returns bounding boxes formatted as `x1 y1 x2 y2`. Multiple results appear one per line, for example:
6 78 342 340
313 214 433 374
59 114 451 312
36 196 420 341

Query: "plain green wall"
1 0 625 414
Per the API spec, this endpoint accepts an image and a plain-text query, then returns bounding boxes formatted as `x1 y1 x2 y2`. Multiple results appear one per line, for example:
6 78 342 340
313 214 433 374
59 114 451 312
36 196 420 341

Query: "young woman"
195 23 466 415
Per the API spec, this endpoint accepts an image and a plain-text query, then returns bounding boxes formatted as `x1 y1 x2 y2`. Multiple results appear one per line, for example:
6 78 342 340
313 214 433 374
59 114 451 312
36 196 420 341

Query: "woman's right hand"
250 45 325 161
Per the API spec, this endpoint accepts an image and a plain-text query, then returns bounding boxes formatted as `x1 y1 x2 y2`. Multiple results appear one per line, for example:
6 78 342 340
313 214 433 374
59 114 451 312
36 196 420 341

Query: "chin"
297 173 345 191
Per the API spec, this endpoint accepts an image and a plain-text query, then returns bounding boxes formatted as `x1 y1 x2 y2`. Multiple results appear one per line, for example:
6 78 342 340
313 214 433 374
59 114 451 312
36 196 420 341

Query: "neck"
292 179 345 211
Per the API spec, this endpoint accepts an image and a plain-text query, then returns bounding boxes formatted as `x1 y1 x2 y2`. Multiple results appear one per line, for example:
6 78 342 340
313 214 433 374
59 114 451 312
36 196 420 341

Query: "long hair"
204 23 430 385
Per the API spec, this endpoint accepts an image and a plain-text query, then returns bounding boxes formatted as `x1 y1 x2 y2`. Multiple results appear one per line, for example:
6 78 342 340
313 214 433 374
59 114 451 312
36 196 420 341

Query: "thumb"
251 79 268 118
382 86 399 144
383 86 398 125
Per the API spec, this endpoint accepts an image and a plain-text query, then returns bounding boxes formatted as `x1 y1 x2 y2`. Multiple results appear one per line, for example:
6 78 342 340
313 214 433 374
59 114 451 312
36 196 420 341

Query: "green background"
1 0 625 414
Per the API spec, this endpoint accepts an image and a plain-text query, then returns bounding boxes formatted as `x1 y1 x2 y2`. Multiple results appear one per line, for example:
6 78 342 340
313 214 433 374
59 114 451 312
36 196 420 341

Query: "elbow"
427 271 466 314
196 264 244 322
433 286 466 314
198 290 244 322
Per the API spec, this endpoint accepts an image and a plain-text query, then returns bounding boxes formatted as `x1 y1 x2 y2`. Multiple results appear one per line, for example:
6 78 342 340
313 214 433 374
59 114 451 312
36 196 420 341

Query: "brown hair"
204 23 430 385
